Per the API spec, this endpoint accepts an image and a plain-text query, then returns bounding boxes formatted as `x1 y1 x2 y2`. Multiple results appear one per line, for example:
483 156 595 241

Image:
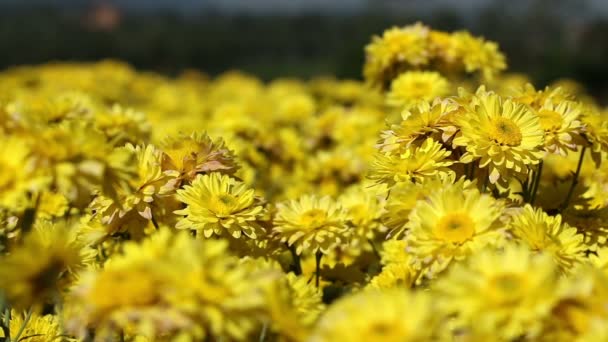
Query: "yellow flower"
386 71 450 109
434 244 559 340
93 143 177 225
535 100 584 155
405 179 506 276
369 138 454 187
581 106 608 166
309 289 439 342
66 229 272 341
37 191 69 219
339 185 386 246
0 135 43 211
367 263 417 289
175 173 265 239
0 310 70 342
161 132 239 183
378 98 459 154
273 195 349 255
454 89 544 186
451 31 507 81
363 23 431 89
508 205 586 272
0 221 93 310
547 266 608 341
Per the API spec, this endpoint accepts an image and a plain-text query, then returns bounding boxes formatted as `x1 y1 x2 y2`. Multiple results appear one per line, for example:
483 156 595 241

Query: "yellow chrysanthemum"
161 132 238 183
0 310 70 342
535 100 584 155
451 31 507 81
273 195 349 255
363 23 431 89
546 266 608 341
378 98 459 154
454 90 544 186
581 106 608 165
309 289 439 342
380 177 467 237
386 71 450 109
65 229 272 341
175 173 265 239
405 179 507 275
367 263 417 289
0 135 43 211
93 143 177 225
434 244 559 340
508 205 586 272
369 138 454 187
0 221 94 310
338 185 386 246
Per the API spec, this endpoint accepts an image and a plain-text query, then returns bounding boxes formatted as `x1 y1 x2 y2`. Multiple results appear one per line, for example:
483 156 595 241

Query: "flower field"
1 22 608 341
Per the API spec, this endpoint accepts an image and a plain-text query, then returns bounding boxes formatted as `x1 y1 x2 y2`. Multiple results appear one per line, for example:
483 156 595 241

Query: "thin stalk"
259 322 268 342
530 161 544 205
560 146 586 213
288 245 302 276
481 176 489 194
13 309 32 342
368 239 381 260
315 251 323 288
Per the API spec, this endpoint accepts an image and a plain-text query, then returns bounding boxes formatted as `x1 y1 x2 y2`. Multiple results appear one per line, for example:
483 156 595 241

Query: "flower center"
488 118 522 146
433 212 475 243
538 109 563 131
300 209 328 230
210 193 237 216
487 273 526 305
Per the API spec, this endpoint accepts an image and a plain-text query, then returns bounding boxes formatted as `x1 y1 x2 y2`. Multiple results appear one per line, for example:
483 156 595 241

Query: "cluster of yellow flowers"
1 22 608 341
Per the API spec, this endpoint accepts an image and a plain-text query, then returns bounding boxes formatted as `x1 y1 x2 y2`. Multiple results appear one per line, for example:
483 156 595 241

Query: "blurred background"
1 0 607 99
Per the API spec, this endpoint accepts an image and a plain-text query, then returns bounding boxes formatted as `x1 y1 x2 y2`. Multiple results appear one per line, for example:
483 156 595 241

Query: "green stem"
368 239 381 260
315 251 323 288
530 161 543 205
288 245 302 276
481 176 489 194
259 322 268 342
13 309 32 342
560 146 586 213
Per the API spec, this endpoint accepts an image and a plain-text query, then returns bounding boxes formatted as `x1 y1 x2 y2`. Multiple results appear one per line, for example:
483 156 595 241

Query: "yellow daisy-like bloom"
434 244 559 340
175 173 265 239
451 31 507 81
535 100 584 155
0 310 70 342
386 71 450 109
94 143 177 225
0 221 93 310
367 263 417 289
369 138 454 187
581 106 608 165
381 177 466 237
378 98 459 154
547 266 608 341
161 132 238 183
284 273 325 327
582 163 608 210
0 135 42 211
508 205 586 272
339 185 386 246
363 23 431 89
37 191 69 219
454 90 544 185
405 179 507 275
273 195 349 255
309 289 439 342
66 229 271 341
